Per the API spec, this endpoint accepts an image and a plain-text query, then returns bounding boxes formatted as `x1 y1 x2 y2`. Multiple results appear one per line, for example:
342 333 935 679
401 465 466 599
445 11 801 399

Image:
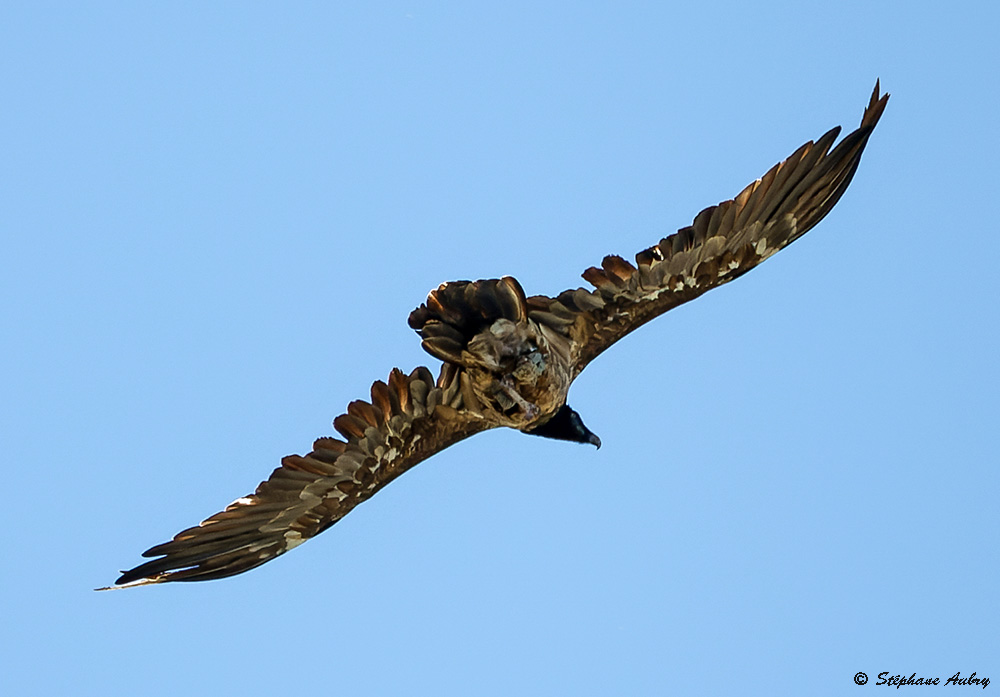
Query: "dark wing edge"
102 365 492 588
526 81 889 377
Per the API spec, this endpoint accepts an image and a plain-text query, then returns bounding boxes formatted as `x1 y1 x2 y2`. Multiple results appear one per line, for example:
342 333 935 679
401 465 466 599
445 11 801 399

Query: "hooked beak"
588 432 602 449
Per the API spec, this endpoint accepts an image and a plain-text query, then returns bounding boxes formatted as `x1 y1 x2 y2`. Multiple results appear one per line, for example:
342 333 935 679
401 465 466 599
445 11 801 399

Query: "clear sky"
3 3 997 696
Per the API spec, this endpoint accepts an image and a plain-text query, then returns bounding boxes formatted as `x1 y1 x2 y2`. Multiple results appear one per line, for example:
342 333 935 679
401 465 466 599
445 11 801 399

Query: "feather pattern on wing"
112 366 492 586
529 82 889 377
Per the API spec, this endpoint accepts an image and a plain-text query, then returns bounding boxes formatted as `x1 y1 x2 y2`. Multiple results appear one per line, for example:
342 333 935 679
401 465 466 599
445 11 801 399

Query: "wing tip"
95 573 169 591
863 79 890 130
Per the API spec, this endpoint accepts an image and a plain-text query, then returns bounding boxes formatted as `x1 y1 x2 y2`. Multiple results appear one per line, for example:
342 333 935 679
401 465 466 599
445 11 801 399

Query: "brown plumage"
105 83 888 588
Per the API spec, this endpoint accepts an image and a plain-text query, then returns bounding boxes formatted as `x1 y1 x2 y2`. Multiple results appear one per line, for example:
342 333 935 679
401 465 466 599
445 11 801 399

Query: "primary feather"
106 82 888 588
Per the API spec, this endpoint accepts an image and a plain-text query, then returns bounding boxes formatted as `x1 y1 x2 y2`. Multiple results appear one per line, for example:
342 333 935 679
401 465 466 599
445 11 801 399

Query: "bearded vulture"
106 83 888 588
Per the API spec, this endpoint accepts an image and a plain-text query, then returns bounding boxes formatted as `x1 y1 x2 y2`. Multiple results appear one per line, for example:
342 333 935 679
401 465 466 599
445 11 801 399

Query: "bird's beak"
588 432 602 449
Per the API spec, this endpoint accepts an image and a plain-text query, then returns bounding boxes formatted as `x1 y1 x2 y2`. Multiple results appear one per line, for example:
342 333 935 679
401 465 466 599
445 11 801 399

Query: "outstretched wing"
109 366 492 587
527 82 889 378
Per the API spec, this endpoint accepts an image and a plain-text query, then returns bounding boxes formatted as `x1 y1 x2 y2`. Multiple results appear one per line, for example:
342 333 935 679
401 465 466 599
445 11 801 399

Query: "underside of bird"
407 277 599 445
104 82 888 589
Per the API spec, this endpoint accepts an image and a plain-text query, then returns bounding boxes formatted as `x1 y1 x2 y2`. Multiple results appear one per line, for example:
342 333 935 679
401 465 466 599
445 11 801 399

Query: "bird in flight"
106 82 888 588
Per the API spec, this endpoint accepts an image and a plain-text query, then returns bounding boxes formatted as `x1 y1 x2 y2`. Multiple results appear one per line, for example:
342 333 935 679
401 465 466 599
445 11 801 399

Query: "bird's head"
525 404 601 448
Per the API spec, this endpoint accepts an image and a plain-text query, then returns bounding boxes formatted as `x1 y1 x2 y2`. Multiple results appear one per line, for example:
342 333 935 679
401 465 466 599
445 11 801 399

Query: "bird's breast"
463 318 572 429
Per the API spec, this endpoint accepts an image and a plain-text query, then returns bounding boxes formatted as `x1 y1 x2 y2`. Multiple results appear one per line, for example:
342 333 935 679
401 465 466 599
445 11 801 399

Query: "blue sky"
3 3 997 696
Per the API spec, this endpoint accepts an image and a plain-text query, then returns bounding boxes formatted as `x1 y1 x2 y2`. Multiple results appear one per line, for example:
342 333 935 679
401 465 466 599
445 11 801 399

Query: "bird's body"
408 277 578 431
106 83 888 588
